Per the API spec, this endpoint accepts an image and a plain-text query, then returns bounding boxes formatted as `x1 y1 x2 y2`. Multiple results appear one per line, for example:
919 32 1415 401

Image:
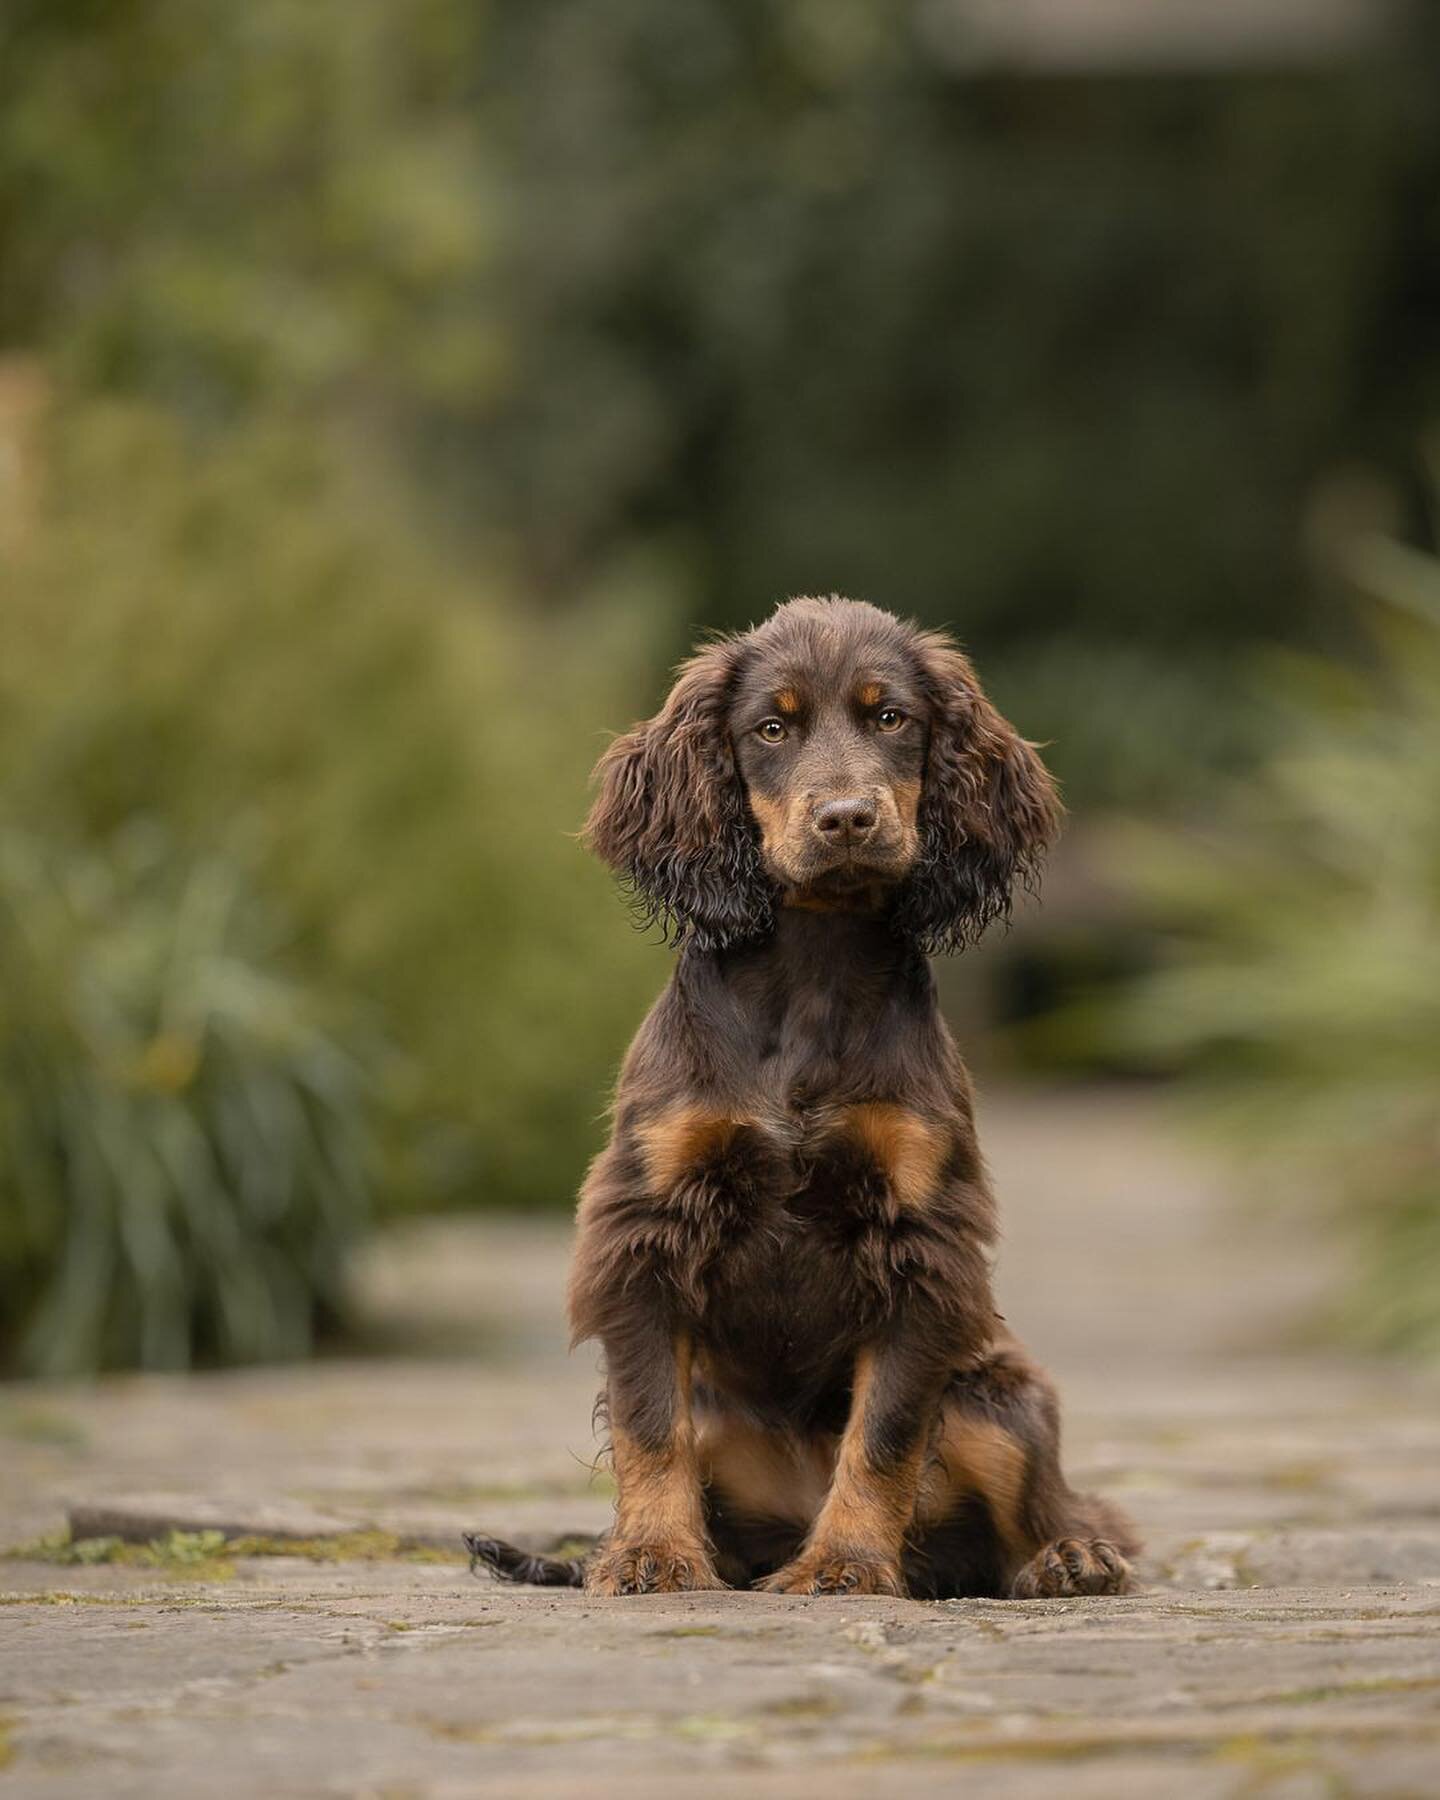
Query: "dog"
467 594 1138 1599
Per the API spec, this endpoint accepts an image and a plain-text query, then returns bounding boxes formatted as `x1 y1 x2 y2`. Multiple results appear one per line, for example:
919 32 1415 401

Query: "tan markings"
774 687 801 715
815 1459 918 1554
893 775 922 832
857 680 884 708
781 887 844 914
599 1334 718 1585
637 1106 745 1194
766 1349 928 1591
844 1102 951 1209
780 879 891 916
818 1350 924 1544
698 1412 836 1527
610 1426 709 1544
746 788 790 845
746 788 803 876
915 1411 1030 1554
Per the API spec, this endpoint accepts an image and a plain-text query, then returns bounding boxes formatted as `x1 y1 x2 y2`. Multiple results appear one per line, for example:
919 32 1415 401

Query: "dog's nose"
813 795 878 842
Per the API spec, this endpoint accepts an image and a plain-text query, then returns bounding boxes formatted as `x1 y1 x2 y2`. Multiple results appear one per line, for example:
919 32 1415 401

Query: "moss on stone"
759 1694 843 1719
2 1524 466 1573
1252 1674 1440 1708
2 1529 234 1580
0 1406 87 1448
226 1531 462 1564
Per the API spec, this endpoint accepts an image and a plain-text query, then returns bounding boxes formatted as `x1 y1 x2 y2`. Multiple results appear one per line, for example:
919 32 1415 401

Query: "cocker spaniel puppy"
468 595 1138 1599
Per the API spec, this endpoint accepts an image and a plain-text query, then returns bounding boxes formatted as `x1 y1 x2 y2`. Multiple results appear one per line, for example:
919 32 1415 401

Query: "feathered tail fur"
463 1531 588 1588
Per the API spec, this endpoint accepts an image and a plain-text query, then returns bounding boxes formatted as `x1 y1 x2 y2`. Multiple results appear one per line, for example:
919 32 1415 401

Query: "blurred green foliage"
1 1 1438 1365
0 824 369 1372
0 403 665 1231
1084 528 1440 1351
5 1 1440 806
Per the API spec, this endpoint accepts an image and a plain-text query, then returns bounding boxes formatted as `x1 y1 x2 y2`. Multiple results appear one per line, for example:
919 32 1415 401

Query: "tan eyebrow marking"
774 688 801 715
857 681 884 708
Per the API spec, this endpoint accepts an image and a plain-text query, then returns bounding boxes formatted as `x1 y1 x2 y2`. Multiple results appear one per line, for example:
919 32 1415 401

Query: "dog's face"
586 595 1061 953
728 615 927 897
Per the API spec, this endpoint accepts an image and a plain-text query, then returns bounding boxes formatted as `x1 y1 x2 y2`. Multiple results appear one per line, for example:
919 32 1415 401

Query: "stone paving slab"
3 1575 1439 1797
2 1087 1438 1798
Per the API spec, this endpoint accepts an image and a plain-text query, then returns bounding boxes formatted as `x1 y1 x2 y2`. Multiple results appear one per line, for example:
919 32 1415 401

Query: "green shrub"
1091 531 1440 1351
0 825 374 1373
5 0 1433 662
0 398 666 1219
985 635 1267 815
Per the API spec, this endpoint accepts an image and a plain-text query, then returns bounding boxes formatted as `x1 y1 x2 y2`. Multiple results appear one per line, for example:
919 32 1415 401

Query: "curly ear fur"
893 632 1063 954
584 640 774 950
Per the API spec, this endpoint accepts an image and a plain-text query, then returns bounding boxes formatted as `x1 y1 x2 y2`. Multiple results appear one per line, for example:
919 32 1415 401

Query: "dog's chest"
687 1119 898 1413
689 1098 908 1292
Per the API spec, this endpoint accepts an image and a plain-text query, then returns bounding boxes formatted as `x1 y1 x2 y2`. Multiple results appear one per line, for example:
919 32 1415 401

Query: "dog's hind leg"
911 1336 1141 1599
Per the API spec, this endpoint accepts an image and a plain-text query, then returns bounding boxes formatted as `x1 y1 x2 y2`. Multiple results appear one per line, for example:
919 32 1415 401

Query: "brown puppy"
468 595 1138 1600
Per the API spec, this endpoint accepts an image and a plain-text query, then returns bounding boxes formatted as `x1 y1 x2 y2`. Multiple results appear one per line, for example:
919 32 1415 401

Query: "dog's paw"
759 1551 906 1598
584 1542 725 1596
1010 1537 1133 1599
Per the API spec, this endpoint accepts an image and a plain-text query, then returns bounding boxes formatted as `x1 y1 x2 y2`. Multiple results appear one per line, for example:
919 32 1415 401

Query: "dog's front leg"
587 1321 725 1596
760 1338 946 1597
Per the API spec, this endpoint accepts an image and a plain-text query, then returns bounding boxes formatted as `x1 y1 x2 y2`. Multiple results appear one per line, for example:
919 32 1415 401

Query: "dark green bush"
0 398 667 1220
0 825 373 1373
1091 530 1440 1351
5 0 1436 676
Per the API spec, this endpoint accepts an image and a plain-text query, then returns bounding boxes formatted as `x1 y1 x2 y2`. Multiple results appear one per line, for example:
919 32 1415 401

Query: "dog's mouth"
809 850 907 889
762 836 917 896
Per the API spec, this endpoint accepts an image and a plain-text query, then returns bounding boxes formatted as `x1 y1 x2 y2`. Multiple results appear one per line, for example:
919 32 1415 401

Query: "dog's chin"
766 846 913 902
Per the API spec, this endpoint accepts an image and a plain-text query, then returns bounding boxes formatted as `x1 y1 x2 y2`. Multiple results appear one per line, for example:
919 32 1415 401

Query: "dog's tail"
463 1531 589 1588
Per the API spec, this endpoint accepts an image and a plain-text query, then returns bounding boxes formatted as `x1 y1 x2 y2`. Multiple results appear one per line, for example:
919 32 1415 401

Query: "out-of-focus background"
2 0 1439 1378
5 10 1440 1793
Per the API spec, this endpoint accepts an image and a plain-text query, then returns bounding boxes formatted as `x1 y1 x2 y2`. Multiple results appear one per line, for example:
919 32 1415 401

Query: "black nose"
813 795 878 841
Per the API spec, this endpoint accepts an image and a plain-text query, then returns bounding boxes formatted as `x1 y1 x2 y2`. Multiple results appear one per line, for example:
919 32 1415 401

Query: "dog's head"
585 595 1061 953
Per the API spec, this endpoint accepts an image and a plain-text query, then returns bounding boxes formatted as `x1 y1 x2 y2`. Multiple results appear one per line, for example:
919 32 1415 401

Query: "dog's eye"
876 707 906 732
756 718 788 743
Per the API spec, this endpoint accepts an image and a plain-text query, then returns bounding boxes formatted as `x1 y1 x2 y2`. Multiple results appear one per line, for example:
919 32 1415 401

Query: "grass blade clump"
0 826 374 1373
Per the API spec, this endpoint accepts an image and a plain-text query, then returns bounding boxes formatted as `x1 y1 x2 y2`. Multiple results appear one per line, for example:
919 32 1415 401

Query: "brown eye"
757 718 787 742
876 707 906 732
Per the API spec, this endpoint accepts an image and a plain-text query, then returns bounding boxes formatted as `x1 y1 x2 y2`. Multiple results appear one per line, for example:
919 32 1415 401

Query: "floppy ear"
893 631 1063 954
584 640 773 950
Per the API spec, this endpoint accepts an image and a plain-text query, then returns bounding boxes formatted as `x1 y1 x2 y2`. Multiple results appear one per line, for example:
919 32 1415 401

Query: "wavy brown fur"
467 596 1136 1601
